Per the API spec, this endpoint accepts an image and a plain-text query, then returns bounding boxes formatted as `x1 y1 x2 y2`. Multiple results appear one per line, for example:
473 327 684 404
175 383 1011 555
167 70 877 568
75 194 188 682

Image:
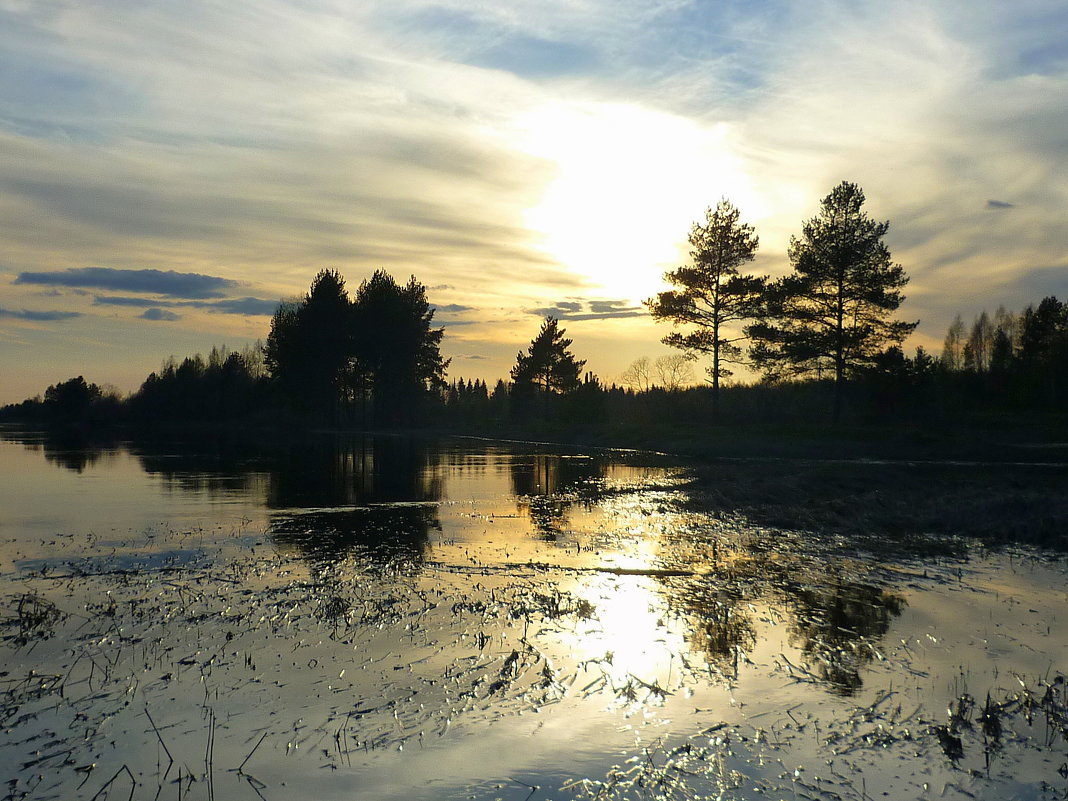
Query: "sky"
2 0 1067 404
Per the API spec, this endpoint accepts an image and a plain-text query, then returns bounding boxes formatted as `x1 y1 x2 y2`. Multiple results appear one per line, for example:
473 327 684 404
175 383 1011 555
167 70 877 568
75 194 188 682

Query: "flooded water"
2 428 1068 801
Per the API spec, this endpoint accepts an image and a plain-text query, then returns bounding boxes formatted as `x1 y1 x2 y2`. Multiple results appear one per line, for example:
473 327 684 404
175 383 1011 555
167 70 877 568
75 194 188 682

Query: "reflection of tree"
2 430 112 474
680 585 755 680
132 434 443 507
786 580 905 695
267 435 443 508
509 453 604 539
658 520 907 694
135 438 264 498
269 505 436 569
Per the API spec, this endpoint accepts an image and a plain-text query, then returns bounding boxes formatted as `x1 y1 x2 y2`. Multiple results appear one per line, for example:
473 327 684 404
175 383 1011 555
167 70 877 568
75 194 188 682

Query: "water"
2 427 1067 800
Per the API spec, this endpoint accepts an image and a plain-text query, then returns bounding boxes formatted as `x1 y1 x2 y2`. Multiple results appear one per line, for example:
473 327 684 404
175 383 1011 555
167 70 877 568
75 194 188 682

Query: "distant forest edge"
5 181 1068 446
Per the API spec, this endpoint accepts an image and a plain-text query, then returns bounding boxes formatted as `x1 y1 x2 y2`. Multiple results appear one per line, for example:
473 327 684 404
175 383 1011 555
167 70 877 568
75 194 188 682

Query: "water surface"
2 429 1067 800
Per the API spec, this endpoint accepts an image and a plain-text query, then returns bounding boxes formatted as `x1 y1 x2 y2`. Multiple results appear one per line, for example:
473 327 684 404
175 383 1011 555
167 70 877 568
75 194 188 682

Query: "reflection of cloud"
16 267 238 299
141 308 180 321
0 306 83 321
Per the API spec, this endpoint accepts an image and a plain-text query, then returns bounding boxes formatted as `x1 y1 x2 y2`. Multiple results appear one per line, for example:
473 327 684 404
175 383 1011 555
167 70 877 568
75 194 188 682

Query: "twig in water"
144 707 175 767
204 707 216 801
88 764 136 801
237 731 269 773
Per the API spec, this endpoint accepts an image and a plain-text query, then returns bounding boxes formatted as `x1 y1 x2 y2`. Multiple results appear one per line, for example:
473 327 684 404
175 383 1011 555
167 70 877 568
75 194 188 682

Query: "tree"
511 317 586 404
621 357 652 393
748 181 917 422
264 269 353 419
940 314 966 371
646 199 763 419
43 376 102 423
963 310 994 373
352 270 449 425
264 269 449 425
654 353 695 391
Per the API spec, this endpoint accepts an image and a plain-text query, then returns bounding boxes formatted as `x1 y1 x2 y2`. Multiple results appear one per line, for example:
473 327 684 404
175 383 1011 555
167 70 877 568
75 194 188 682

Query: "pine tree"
646 198 763 418
511 317 586 397
748 182 916 422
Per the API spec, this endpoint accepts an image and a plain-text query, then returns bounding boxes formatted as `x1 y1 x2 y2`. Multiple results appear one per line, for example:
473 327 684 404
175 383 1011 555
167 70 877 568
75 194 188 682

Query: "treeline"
928 295 1068 415
4 178 1068 439
1 344 270 428
5 292 1068 437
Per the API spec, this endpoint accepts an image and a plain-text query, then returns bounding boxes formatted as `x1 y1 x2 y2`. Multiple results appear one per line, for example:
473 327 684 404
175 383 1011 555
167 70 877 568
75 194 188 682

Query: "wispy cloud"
16 268 238 299
530 299 645 321
92 295 278 315
197 298 278 316
0 307 83 321
3 0 1068 401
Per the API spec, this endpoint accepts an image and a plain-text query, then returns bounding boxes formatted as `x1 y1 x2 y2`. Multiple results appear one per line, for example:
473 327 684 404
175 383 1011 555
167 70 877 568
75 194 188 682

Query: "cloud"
197 297 279 316
471 34 600 79
92 295 278 315
93 295 165 308
0 307 83 321
16 267 239 298
589 300 642 315
433 303 474 314
140 308 180 321
530 301 583 317
529 299 646 321
986 199 1015 209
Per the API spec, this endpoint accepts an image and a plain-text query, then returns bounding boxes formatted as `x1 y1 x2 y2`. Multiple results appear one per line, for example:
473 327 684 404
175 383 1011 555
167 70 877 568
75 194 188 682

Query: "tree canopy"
353 270 449 425
748 181 916 420
264 269 353 418
263 269 448 424
511 316 586 396
646 198 763 417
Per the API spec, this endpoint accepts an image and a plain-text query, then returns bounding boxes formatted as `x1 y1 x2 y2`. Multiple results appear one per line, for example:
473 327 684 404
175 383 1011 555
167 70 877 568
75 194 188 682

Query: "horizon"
3 2 1068 405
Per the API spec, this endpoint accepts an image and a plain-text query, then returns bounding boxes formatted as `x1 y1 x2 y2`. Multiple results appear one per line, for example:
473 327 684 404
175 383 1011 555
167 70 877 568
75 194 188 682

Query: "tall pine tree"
646 198 763 419
748 182 916 422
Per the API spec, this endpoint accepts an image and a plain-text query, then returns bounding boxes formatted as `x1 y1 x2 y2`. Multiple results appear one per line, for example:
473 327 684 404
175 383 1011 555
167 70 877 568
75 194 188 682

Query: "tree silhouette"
264 269 448 425
511 316 586 398
748 182 916 422
352 270 448 426
646 199 763 419
264 269 353 420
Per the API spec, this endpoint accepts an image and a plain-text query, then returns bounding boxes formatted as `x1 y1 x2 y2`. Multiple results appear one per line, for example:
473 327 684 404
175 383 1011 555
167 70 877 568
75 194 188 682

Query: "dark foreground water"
2 428 1068 801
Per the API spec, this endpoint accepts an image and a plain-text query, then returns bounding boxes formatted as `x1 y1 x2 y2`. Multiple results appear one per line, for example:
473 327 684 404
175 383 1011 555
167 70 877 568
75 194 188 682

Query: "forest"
4 181 1068 449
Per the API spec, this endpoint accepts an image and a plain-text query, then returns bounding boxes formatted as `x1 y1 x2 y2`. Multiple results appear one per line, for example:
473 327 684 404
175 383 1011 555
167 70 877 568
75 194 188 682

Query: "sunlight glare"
518 103 764 301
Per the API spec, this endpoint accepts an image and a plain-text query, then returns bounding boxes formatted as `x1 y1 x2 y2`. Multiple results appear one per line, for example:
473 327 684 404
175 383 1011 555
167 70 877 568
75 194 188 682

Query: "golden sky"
2 1 1067 402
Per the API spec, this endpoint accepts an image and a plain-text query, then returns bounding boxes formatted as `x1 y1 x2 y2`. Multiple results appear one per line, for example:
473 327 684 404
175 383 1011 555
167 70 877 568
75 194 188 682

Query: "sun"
517 102 764 302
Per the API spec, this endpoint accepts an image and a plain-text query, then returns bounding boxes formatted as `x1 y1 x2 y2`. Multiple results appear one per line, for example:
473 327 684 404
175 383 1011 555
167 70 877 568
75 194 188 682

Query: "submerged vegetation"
3 433 1068 800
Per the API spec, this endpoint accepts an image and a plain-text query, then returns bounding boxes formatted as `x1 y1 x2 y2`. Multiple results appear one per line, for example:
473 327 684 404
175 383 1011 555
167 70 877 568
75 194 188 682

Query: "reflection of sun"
567 573 688 688
517 102 764 301
586 577 671 678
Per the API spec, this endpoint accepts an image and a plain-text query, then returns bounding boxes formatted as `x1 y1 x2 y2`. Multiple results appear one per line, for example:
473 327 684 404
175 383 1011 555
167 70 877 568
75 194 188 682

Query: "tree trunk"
833 357 844 424
712 338 721 422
